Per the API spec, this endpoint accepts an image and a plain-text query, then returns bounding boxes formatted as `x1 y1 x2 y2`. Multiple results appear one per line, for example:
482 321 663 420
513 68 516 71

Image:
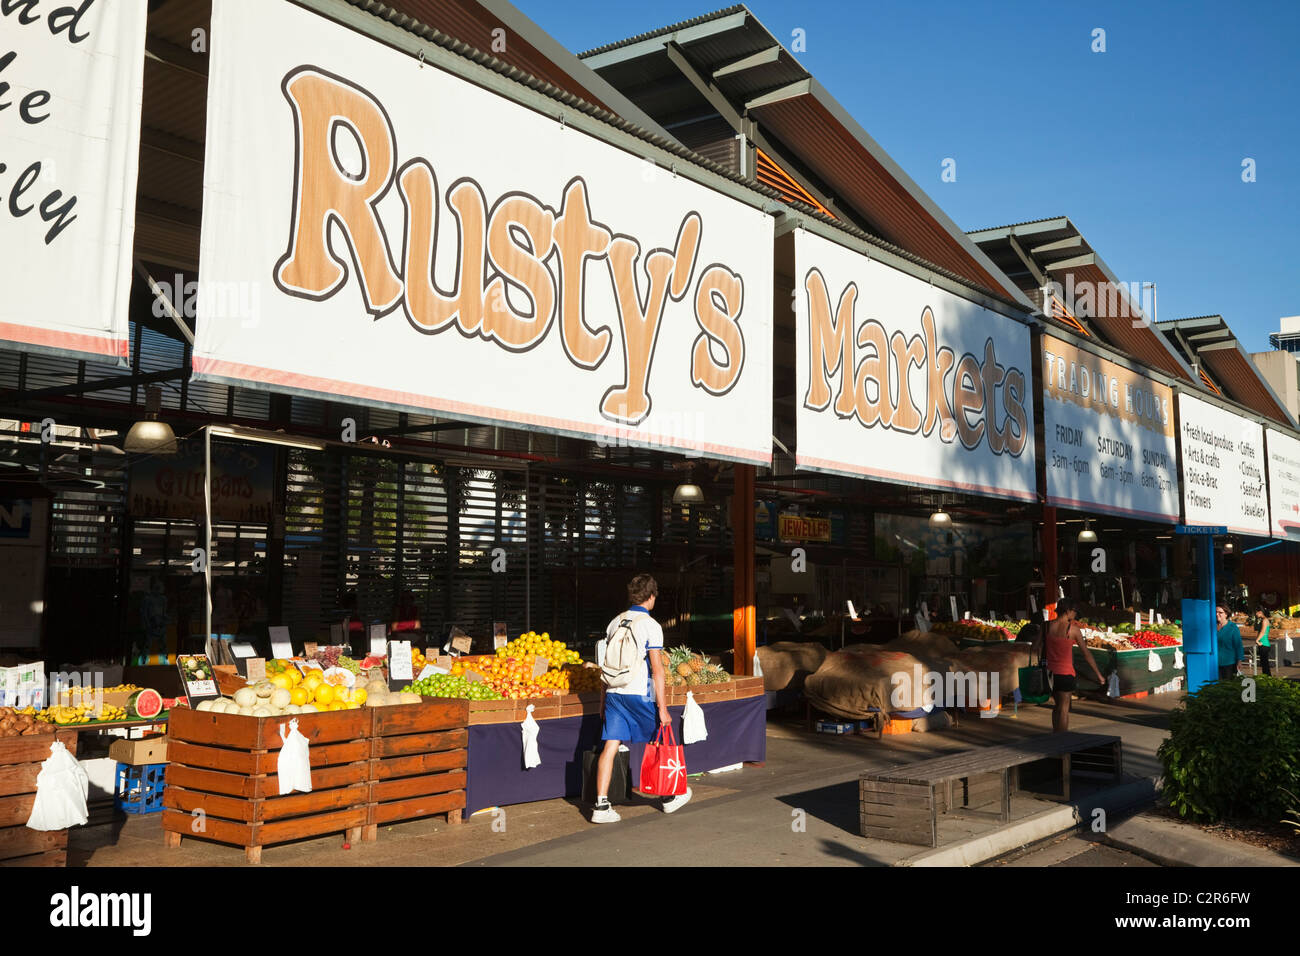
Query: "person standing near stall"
1250 606 1272 676
1037 601 1106 733
1216 605 1244 679
590 574 692 824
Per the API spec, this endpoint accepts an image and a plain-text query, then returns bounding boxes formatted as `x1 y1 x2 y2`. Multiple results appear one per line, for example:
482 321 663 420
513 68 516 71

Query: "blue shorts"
602 692 658 743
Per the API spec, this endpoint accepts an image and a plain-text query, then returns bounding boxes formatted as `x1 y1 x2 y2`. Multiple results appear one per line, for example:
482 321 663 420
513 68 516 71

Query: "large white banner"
1265 427 1300 539
194 0 773 464
1041 334 1179 521
1178 392 1268 534
794 229 1037 500
0 0 146 364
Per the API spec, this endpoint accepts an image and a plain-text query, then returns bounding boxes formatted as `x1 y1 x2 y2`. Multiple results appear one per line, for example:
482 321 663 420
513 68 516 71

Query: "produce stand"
1072 644 1183 695
366 700 468 838
0 730 78 867
163 708 373 864
463 678 766 814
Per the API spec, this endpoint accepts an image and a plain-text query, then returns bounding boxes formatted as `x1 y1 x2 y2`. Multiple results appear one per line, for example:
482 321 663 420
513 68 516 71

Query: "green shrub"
1157 676 1300 822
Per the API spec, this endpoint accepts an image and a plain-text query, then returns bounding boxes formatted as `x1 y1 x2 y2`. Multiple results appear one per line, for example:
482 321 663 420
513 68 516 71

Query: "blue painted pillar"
1183 536 1218 693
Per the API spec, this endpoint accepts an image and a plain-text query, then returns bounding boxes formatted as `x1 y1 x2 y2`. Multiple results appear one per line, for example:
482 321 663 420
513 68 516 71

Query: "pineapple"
667 646 696 678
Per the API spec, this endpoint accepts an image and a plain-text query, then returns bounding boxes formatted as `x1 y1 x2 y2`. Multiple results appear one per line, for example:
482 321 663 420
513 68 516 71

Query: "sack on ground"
804 649 930 719
755 641 829 693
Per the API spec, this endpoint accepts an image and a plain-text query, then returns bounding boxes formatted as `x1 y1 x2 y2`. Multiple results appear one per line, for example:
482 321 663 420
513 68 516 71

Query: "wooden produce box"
0 730 77 867
365 700 468 838
162 708 371 864
464 691 601 725
665 676 764 706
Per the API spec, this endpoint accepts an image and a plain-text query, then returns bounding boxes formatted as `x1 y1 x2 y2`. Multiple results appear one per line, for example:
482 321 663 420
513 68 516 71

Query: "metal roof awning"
967 217 1194 383
579 4 1032 308
1157 316 1295 425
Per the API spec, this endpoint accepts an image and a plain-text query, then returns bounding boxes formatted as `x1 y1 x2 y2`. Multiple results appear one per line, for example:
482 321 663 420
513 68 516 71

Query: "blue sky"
520 0 1299 353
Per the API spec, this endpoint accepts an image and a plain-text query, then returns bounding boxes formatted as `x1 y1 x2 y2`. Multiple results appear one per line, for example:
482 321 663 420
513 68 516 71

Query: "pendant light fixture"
123 386 177 455
672 481 704 505
1077 519 1098 543
928 495 952 528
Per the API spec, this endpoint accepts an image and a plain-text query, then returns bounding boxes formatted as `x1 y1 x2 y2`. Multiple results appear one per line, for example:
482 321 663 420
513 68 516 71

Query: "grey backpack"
601 618 640 689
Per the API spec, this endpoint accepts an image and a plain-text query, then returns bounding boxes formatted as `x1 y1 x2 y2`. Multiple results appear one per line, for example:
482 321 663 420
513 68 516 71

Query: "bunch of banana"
98 705 127 721
41 705 93 725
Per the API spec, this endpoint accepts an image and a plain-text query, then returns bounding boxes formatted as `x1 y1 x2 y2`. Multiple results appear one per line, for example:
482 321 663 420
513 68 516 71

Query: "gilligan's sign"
193 0 773 464
793 229 1037 500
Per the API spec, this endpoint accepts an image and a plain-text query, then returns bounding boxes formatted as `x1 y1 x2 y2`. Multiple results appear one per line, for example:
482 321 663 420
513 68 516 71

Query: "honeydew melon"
270 688 292 709
195 699 214 712
252 706 272 717
299 703 318 714
233 687 258 708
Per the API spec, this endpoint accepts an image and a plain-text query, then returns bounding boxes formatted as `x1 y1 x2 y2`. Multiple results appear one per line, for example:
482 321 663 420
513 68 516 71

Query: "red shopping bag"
639 725 688 796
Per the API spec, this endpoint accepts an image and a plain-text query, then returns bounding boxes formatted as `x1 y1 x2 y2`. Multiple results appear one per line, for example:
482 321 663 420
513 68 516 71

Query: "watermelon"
126 688 164 720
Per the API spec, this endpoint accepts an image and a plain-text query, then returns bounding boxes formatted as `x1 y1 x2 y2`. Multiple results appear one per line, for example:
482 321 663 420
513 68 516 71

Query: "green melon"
126 688 164 720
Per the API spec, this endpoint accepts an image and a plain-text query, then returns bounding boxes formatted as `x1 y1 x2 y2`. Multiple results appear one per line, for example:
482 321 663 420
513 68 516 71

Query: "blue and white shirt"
602 606 664 697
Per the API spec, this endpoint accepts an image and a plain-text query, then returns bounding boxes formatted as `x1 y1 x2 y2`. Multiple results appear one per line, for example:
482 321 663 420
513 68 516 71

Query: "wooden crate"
464 691 601 725
365 700 468 839
666 676 765 706
0 730 76 867
162 708 371 863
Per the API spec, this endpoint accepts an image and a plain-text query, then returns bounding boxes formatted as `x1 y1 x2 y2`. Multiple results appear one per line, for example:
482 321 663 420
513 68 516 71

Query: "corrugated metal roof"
577 5 748 58
967 216 1070 235
752 95 1013 296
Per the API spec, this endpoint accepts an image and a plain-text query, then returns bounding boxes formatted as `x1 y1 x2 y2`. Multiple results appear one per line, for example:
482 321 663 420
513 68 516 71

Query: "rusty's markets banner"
1041 334 1179 521
1265 428 1300 538
193 0 773 464
1178 392 1268 535
0 0 146 363
794 230 1036 500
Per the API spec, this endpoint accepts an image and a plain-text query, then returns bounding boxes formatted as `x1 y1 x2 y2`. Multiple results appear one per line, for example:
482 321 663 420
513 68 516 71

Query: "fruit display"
980 619 1030 636
411 647 428 672
932 620 1015 642
402 673 501 700
451 656 548 699
198 669 369 716
1128 630 1181 648
0 707 55 736
37 704 96 725
497 631 583 666
664 646 731 686
360 679 422 707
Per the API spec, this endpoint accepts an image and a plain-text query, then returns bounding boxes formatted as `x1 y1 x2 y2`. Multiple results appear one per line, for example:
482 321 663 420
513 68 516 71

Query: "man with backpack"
591 573 692 823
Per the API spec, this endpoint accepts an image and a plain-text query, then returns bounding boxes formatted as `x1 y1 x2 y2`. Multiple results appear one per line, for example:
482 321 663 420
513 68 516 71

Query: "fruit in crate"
1128 630 1180 648
411 647 428 672
498 631 583 666
664 646 730 686
403 673 502 701
452 655 552 699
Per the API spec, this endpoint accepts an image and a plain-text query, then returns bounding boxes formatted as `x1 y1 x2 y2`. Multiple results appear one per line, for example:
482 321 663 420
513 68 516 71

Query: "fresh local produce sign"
793 229 1036 501
0 0 146 363
1040 334 1179 521
193 0 773 464
1177 392 1268 535
1265 427 1300 538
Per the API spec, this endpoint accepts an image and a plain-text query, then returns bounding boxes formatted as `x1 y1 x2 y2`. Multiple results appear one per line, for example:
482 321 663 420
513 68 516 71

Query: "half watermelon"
126 688 164 720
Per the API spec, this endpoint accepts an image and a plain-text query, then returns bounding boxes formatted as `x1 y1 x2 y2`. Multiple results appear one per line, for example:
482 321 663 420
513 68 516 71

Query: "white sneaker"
662 787 692 814
590 804 621 824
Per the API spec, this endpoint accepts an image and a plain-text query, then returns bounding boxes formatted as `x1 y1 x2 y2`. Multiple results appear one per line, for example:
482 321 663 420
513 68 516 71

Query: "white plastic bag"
751 653 763 678
1174 647 1184 671
521 704 541 769
1107 673 1120 698
682 690 708 744
1147 649 1162 673
27 740 89 831
278 719 312 795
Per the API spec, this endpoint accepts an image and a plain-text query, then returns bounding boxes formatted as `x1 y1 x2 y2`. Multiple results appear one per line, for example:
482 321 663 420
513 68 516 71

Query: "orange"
289 687 309 706
313 684 335 706
328 701 346 712
351 688 368 706
270 673 292 690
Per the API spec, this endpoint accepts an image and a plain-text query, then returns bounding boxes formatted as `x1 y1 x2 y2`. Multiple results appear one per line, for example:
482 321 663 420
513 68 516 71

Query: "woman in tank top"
1035 600 1107 733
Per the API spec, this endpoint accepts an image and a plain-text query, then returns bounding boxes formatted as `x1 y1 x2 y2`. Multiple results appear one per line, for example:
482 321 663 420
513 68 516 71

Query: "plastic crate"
115 762 166 815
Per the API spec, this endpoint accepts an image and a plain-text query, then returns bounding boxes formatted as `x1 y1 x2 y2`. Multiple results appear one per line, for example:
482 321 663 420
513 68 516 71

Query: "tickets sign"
1040 334 1179 521
193 0 773 464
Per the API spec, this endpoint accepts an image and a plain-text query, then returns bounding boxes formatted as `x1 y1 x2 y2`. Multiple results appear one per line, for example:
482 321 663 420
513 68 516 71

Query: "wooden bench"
859 732 1122 847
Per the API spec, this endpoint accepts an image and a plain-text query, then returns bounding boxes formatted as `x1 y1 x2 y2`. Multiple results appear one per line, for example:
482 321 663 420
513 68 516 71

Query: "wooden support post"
732 464 756 675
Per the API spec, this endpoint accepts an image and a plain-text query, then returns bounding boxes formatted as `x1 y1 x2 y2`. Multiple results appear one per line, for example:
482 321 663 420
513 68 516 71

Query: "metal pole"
204 425 213 647
525 463 531 633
